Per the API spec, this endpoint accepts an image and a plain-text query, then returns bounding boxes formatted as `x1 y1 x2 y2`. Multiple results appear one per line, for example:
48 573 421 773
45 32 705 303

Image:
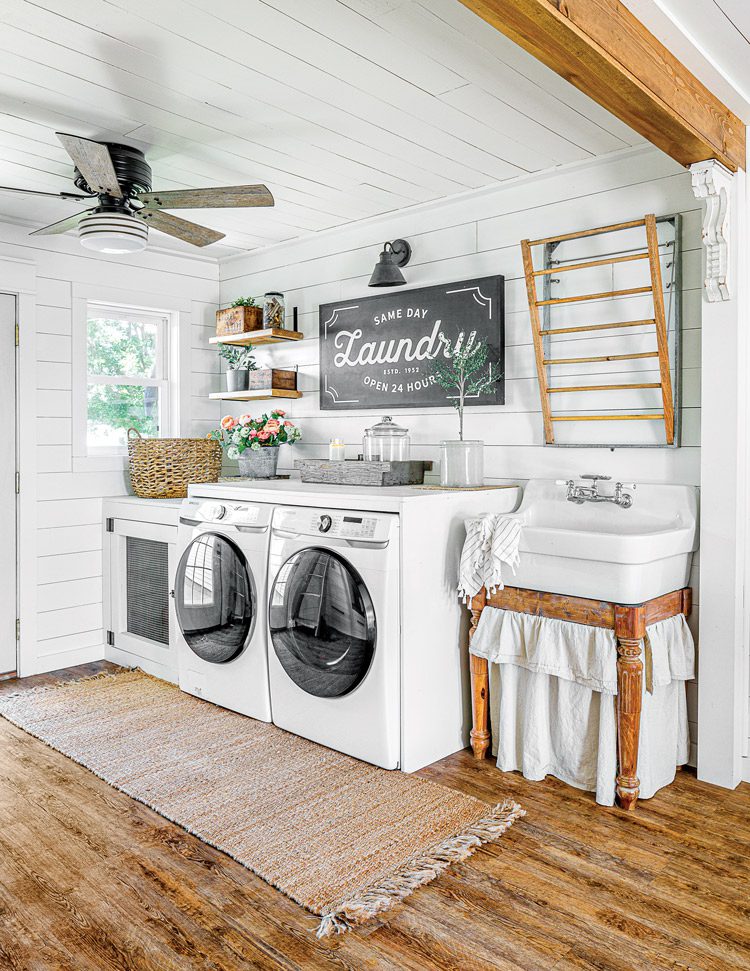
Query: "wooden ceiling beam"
459 0 745 172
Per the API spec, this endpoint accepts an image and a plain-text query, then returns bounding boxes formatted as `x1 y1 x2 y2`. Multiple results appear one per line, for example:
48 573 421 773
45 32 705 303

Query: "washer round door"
269 548 376 698
175 532 255 663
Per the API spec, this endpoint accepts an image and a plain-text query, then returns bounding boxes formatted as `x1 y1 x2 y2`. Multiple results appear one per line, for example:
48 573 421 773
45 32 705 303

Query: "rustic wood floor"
0 662 748 971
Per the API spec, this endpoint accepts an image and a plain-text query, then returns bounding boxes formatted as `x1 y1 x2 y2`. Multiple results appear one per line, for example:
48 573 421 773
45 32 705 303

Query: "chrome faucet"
556 474 636 509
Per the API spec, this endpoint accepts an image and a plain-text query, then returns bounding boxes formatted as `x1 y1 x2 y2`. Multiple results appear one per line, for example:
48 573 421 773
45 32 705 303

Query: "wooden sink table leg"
470 654 491 760
614 605 646 811
469 590 490 760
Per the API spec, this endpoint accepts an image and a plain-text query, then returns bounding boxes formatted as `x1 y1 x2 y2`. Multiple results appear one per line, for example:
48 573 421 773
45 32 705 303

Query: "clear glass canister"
362 416 410 462
263 292 285 329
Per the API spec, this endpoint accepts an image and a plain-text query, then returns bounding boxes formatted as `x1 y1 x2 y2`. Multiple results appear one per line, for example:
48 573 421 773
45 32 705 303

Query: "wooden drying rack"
521 215 675 446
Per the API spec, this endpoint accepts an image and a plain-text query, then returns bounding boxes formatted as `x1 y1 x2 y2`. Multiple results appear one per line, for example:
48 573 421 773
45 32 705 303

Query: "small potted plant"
219 344 258 393
215 296 263 336
208 410 301 478
430 336 501 487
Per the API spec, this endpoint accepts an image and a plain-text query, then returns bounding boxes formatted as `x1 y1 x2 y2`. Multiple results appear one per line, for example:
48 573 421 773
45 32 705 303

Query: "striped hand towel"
458 514 522 603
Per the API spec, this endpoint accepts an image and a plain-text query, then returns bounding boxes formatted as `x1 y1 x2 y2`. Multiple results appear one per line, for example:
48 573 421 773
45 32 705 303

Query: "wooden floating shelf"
209 389 303 401
209 328 303 347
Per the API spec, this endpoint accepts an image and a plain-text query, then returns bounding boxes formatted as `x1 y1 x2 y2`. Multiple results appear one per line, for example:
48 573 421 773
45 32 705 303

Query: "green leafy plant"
230 296 257 308
218 344 258 371
430 336 501 440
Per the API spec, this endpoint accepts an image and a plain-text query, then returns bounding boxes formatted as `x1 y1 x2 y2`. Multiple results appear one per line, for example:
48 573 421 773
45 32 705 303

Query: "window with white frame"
82 304 170 453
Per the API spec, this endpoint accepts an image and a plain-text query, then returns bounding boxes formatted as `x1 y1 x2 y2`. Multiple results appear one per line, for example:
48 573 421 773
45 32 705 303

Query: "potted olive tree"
430 337 501 487
219 344 258 393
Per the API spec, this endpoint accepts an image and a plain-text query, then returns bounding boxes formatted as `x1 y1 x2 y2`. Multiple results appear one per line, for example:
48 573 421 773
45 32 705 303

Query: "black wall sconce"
368 239 412 287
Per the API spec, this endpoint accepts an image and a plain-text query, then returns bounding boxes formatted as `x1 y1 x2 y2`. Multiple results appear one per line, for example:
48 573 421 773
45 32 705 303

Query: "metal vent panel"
126 536 169 646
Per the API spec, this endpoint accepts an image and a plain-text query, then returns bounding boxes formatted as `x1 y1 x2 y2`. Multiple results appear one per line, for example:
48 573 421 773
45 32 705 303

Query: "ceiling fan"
0 133 274 254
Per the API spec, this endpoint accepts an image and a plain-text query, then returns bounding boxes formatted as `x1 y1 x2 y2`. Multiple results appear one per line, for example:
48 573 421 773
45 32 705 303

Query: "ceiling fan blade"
56 132 123 198
0 185 93 201
136 208 225 247
137 184 274 210
29 209 92 236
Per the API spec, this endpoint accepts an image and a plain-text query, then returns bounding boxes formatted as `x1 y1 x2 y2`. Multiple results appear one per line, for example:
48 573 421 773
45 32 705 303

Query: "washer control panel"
275 506 394 543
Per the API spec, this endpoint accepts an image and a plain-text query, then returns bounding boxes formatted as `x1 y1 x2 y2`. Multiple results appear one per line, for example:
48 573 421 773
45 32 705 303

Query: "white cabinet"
103 498 182 683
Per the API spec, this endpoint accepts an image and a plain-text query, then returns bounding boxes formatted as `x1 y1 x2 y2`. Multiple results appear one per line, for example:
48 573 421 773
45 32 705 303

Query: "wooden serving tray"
295 459 433 487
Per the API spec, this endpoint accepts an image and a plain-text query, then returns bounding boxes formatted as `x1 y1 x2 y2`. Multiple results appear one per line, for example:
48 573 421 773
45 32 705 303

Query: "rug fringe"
316 798 525 938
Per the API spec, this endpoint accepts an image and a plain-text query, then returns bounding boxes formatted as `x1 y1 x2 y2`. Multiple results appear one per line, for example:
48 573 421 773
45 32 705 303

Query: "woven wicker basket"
127 429 222 499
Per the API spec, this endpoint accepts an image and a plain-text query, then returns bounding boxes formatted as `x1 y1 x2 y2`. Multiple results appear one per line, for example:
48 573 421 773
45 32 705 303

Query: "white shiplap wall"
0 223 220 675
219 146 702 754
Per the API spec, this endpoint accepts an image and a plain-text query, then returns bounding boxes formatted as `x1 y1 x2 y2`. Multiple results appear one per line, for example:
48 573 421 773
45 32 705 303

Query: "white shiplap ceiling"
0 0 645 258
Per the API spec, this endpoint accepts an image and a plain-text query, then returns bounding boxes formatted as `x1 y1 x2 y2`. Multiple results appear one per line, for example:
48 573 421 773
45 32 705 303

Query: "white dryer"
174 496 272 721
267 505 400 768
190 478 521 771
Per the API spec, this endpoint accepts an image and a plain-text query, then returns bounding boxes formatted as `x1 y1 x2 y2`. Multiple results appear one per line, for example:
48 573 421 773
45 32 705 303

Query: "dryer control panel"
275 506 395 544
182 498 273 528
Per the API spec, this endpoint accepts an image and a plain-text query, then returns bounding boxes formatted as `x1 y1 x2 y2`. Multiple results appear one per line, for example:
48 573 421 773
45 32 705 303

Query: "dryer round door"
269 547 376 698
175 532 256 663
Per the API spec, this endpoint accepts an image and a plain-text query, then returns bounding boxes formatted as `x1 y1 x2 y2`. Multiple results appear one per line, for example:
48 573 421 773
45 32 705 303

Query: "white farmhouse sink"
507 479 698 604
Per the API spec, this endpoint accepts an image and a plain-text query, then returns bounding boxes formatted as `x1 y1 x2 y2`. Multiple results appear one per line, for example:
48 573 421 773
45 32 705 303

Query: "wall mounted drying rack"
521 214 682 448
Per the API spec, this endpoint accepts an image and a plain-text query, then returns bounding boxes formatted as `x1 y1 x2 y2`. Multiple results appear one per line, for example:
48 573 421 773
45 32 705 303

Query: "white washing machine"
267 505 400 768
173 496 273 721
190 479 521 771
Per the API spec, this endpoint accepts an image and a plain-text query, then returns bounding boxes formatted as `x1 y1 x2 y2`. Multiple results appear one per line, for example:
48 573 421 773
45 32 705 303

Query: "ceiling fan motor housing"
73 143 152 202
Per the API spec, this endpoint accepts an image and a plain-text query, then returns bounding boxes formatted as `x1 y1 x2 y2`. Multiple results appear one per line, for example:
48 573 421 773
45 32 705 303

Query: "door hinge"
106 630 115 646
14 323 19 347
15 619 20 641
15 471 19 494
105 518 114 532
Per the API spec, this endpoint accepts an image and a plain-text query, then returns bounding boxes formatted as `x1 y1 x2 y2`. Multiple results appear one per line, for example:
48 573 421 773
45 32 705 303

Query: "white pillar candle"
329 438 346 461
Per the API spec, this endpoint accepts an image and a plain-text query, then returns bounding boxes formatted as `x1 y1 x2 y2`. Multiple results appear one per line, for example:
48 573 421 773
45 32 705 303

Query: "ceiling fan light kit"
78 210 149 254
3 132 275 254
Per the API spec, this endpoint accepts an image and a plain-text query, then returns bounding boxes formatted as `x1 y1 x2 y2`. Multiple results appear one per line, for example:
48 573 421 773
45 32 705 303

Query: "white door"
0 294 16 676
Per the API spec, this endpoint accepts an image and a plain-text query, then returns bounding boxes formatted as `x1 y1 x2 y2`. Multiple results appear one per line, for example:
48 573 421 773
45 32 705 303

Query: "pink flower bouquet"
209 410 301 460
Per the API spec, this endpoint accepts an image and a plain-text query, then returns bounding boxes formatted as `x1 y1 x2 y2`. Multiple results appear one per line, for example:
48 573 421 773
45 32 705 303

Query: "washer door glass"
269 548 376 698
176 533 255 663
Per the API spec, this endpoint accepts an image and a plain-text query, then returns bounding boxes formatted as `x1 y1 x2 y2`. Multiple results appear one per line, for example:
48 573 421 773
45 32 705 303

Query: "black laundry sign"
318 275 505 410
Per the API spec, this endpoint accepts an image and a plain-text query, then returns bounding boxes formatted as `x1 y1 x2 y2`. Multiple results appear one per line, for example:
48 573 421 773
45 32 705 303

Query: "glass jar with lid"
362 416 410 462
262 292 285 330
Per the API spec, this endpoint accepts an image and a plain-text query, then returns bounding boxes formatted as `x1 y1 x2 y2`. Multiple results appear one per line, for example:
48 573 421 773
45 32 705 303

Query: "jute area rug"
0 669 523 936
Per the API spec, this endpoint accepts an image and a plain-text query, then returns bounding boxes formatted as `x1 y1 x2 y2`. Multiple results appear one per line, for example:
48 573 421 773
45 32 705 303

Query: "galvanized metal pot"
238 446 280 479
226 369 250 393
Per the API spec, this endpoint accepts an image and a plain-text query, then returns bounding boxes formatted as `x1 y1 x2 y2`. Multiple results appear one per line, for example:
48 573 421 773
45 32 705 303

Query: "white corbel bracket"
690 159 733 302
